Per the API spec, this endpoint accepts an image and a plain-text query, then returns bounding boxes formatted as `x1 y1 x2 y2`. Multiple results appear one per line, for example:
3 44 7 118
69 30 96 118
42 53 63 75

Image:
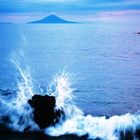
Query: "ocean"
0 21 140 139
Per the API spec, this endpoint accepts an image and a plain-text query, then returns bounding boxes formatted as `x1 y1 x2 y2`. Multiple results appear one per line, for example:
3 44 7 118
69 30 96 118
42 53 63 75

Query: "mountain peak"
29 15 76 24
47 14 59 18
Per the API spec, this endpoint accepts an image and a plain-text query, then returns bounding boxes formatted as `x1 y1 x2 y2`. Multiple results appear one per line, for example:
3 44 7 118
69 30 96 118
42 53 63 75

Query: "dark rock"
135 128 140 139
28 94 64 129
0 129 89 140
1 116 11 123
119 128 140 140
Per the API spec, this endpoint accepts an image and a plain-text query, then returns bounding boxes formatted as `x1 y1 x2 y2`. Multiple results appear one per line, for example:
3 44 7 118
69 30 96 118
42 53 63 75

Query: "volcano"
29 15 76 24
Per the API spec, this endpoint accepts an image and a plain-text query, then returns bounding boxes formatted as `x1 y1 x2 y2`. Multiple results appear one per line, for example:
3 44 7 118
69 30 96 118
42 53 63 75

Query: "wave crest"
0 50 140 140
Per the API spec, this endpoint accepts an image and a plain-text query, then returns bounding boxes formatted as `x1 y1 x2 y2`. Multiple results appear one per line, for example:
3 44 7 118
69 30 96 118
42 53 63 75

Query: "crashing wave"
0 50 140 140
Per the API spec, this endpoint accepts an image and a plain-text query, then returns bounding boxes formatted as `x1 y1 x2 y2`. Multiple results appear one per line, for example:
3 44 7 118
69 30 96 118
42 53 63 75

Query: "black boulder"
28 94 63 129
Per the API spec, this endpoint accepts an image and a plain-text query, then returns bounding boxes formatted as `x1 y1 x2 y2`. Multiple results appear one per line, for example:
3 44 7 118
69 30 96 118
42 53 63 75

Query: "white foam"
0 49 140 140
0 50 38 131
45 73 140 140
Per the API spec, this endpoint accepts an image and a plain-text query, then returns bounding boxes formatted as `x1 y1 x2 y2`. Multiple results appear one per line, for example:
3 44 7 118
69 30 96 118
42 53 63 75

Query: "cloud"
0 0 140 13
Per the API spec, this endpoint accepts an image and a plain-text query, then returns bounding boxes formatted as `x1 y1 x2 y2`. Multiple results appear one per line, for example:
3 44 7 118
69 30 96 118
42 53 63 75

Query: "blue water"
0 22 140 116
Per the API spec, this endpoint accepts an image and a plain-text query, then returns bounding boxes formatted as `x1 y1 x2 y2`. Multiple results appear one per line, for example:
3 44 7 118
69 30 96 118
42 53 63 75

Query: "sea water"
0 21 140 139
0 21 140 116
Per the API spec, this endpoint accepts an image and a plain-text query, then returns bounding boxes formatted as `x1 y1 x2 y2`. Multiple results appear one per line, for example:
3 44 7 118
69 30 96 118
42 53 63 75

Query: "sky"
0 0 140 22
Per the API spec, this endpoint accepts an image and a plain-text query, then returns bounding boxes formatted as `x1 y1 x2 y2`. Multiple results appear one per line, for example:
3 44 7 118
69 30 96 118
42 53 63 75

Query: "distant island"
0 22 11 24
29 15 77 24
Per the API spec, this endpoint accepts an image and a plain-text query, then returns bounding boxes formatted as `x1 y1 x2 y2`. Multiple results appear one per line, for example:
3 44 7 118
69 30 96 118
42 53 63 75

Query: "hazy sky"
0 0 140 22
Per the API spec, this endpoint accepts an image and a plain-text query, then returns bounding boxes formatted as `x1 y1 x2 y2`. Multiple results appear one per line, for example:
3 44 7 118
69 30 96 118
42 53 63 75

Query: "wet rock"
28 95 64 129
120 128 140 140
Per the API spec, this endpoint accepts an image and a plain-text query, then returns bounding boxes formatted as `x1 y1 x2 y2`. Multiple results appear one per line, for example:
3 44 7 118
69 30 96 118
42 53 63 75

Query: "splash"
48 72 83 118
45 76 140 139
0 50 38 131
0 50 140 140
46 112 140 140
45 71 140 140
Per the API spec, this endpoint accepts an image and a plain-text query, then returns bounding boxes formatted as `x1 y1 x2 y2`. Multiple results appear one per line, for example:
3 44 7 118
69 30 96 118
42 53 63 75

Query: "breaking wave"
0 50 140 140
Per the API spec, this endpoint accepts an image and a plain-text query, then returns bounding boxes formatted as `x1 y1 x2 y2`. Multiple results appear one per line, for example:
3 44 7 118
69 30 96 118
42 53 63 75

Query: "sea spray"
48 72 83 118
0 52 38 131
45 73 140 140
46 112 140 140
0 49 140 139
